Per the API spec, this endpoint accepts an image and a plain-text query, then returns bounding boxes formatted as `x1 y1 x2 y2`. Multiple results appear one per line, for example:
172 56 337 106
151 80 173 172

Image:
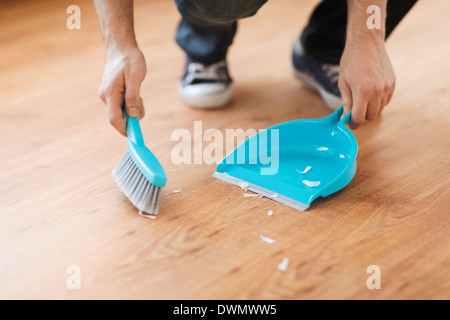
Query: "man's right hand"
99 46 146 136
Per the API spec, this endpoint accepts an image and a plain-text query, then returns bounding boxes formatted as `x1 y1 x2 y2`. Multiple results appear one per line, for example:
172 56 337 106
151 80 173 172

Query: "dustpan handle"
338 110 352 126
334 106 352 127
122 100 145 146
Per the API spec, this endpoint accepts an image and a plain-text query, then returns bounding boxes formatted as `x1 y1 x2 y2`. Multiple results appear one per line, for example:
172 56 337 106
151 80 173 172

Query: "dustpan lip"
212 172 310 211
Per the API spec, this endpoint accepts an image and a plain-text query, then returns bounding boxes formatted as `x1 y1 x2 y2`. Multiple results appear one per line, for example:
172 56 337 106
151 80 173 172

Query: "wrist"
345 29 385 51
105 36 138 53
346 0 386 46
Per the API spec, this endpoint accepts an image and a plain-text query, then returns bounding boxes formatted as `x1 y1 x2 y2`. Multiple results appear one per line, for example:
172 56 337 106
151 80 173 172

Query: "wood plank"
0 0 449 299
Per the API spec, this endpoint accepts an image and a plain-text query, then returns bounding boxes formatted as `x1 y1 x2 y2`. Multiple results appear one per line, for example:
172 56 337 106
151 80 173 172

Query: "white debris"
302 180 321 187
244 193 259 198
267 210 274 216
138 211 156 219
278 257 289 271
239 182 250 190
259 193 277 199
296 166 312 174
260 234 275 244
165 189 181 195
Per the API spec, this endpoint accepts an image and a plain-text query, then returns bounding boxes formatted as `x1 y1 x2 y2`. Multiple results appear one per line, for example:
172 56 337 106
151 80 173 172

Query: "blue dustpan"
213 106 358 211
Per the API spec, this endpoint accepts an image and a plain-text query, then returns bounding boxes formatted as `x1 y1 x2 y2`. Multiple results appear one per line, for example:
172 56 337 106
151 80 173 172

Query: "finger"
338 78 352 115
350 89 368 129
380 86 394 114
384 87 394 110
365 97 381 121
139 97 145 120
379 93 388 113
384 74 396 109
106 91 127 137
124 78 142 118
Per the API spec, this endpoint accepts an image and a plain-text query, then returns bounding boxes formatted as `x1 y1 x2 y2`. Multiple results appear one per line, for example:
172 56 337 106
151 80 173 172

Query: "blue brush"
112 102 167 215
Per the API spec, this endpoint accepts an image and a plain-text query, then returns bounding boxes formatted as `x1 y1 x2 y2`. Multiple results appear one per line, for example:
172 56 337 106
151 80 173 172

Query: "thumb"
124 78 142 118
339 78 352 115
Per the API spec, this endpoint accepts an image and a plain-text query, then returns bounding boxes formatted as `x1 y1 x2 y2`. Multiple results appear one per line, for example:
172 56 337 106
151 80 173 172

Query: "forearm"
93 0 137 50
346 0 387 46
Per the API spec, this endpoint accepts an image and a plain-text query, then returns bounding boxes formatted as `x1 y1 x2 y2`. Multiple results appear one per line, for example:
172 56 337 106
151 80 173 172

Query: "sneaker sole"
177 81 233 109
293 68 343 110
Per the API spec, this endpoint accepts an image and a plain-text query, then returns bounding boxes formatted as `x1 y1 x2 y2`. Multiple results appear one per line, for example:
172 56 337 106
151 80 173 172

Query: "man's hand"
94 0 145 136
339 38 395 129
339 0 395 129
99 46 146 136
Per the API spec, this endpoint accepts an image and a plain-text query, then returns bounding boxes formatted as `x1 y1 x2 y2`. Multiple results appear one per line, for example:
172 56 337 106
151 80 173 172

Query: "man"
94 0 416 136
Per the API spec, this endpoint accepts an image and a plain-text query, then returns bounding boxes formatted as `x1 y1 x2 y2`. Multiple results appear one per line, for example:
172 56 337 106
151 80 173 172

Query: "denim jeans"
174 0 417 65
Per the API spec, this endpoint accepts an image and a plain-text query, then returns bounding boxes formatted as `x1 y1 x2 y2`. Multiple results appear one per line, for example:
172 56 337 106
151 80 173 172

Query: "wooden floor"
1 0 449 300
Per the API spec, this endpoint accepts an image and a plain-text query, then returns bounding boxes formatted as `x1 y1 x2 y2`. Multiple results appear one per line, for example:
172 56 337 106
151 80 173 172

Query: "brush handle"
121 100 167 188
122 101 145 146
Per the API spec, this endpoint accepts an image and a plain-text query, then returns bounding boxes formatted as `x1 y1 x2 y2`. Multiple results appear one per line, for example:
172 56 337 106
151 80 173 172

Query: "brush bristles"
112 153 162 215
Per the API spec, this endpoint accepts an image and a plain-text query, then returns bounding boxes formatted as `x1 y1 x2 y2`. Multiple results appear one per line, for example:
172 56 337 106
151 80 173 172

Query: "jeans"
174 0 417 65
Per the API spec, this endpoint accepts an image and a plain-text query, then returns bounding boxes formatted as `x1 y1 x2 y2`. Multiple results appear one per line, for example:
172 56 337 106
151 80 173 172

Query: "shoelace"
185 60 228 84
321 64 340 84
